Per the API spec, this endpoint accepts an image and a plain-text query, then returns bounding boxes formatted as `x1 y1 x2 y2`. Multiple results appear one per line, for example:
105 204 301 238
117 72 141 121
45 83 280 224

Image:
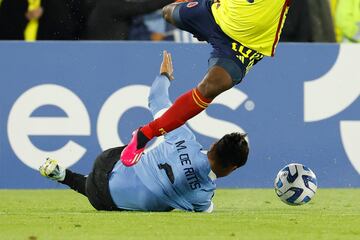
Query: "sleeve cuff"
203 201 214 213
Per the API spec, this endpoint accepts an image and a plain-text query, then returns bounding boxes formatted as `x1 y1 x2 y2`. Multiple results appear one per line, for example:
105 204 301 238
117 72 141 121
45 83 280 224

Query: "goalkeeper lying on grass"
39 51 249 212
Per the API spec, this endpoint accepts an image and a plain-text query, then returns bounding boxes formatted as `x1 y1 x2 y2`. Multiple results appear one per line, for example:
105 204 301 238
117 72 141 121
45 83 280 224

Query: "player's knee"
197 68 233 99
197 79 225 99
162 4 173 23
162 4 178 24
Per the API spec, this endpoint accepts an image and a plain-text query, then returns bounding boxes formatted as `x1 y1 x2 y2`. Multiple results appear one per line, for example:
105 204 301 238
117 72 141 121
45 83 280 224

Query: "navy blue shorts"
172 0 264 84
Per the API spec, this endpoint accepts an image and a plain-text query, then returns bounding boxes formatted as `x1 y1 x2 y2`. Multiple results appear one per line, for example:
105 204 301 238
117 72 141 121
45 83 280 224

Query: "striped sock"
141 88 212 139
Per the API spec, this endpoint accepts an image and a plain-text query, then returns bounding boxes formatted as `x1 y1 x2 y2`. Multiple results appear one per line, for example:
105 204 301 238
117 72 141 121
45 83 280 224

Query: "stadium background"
0 1 359 240
0 42 359 189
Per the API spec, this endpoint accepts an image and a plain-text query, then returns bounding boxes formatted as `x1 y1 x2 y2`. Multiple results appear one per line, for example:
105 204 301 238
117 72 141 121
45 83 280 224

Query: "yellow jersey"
211 0 291 56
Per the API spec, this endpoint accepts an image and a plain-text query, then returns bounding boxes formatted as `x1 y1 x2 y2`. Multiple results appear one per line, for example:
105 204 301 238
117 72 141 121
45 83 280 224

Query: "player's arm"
193 201 214 213
148 51 196 141
192 190 215 213
148 50 174 116
204 201 214 213
201 201 214 213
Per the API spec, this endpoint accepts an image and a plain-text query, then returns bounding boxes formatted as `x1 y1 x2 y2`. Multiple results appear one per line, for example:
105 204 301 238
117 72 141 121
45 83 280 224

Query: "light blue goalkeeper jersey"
108 75 216 212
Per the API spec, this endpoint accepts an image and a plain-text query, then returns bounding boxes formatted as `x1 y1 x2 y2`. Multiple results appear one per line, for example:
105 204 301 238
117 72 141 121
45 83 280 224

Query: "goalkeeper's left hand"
160 50 174 81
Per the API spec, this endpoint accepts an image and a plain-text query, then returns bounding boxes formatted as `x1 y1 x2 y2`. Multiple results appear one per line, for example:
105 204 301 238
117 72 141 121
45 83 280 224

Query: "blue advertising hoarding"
0 42 359 188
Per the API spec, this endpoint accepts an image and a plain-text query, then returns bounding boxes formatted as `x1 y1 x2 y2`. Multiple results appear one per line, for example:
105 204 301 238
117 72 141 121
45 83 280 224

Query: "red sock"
141 88 212 139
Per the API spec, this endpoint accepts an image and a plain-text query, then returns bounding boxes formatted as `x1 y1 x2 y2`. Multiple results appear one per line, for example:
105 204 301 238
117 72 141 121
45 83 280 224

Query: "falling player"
39 51 249 212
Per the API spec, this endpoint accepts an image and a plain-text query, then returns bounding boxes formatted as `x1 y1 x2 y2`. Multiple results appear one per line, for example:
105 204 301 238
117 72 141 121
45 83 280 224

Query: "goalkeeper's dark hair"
212 132 249 168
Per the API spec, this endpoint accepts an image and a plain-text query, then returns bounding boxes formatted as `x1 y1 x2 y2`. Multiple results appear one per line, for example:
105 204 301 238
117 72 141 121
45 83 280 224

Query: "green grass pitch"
0 189 359 240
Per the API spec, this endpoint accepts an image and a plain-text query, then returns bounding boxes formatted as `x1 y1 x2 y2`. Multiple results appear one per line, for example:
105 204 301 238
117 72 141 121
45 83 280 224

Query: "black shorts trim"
85 146 126 211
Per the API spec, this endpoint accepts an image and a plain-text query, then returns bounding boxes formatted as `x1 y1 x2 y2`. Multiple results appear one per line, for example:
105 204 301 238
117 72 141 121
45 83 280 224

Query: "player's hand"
160 50 174 81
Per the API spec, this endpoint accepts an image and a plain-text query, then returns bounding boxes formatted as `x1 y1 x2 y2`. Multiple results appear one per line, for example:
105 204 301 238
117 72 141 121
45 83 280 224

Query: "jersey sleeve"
203 201 214 213
148 75 172 117
193 201 214 213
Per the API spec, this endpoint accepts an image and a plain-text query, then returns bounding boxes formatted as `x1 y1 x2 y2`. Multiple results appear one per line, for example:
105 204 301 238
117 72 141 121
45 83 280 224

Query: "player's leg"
121 67 233 166
62 170 87 196
121 68 232 166
121 0 224 165
197 66 233 99
162 0 210 41
141 65 232 135
85 147 124 211
40 148 123 210
163 3 181 28
39 158 87 196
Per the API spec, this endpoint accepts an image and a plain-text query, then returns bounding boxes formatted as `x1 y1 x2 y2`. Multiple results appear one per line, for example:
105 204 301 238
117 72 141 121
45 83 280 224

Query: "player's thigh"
92 146 125 171
207 57 244 86
208 40 264 85
167 0 214 41
197 66 233 99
